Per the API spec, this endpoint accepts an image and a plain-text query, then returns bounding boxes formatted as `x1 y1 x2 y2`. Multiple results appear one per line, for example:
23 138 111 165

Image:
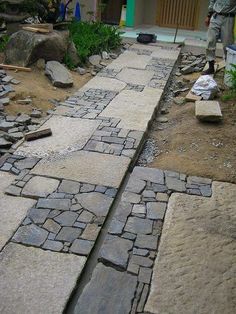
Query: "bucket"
224 45 236 87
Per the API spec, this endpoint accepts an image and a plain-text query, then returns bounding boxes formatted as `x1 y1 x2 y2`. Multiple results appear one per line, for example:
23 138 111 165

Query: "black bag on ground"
137 33 156 44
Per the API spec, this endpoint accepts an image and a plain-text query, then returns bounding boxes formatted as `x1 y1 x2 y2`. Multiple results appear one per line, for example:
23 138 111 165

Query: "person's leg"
203 14 221 74
221 16 235 59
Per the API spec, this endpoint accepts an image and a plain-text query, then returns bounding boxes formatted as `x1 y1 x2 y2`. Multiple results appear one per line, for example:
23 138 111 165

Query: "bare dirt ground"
142 69 236 184
0 53 91 116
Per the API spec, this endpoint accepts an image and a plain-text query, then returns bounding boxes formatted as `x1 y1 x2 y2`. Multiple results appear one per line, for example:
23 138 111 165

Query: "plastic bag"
191 75 219 100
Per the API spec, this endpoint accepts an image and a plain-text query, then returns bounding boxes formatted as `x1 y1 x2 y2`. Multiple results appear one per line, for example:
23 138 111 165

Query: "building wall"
198 0 209 31
143 0 158 25
134 0 144 26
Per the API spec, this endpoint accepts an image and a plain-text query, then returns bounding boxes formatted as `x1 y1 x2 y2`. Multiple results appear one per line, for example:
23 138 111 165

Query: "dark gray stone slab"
54 211 78 226
152 183 168 193
147 202 167 220
133 248 149 257
28 208 50 224
130 255 153 268
14 158 39 170
77 210 94 223
113 201 132 223
135 234 159 250
5 185 21 196
166 177 186 192
133 167 164 184
138 267 153 284
43 219 61 234
56 227 82 242
74 264 137 314
43 240 63 252
70 239 93 255
108 218 125 235
37 198 71 211
13 224 48 247
124 217 153 235
76 192 113 217
99 236 133 270
200 185 212 197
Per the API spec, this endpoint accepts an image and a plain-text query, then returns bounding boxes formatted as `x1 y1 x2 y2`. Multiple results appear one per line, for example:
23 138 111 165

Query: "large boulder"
45 61 73 88
5 30 70 67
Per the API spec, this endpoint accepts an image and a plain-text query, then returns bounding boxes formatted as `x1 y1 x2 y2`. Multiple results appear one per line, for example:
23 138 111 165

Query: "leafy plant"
63 52 76 70
69 20 122 64
222 64 236 101
0 35 9 52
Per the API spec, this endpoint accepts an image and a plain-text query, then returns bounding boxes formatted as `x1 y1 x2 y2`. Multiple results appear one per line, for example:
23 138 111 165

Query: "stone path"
0 42 180 313
1 42 234 314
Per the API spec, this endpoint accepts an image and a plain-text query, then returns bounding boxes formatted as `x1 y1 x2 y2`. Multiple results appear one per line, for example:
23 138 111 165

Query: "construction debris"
25 128 52 141
195 100 223 122
0 64 31 72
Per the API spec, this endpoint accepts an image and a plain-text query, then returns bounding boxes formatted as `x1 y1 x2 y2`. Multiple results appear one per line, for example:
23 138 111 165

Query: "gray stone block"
70 239 93 255
43 240 63 252
56 227 82 242
43 219 61 234
135 234 159 250
147 202 167 220
37 198 71 211
13 224 48 247
124 217 153 235
28 208 50 224
58 180 81 194
195 101 222 122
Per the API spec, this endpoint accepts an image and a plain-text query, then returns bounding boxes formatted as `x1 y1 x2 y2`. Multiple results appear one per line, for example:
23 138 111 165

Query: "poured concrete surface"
16 116 100 158
107 51 152 70
0 171 35 250
116 68 155 85
151 48 181 60
81 76 127 92
0 243 86 314
31 151 130 188
145 181 236 314
100 88 163 131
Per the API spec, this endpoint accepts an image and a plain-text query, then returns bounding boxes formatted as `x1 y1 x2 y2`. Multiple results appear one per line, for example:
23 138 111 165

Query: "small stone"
77 211 94 223
0 121 15 131
30 110 42 118
133 248 149 257
142 190 155 198
137 284 149 312
156 193 169 202
70 239 93 255
147 202 167 220
5 185 21 196
43 219 61 234
54 211 78 226
102 51 109 59
130 255 153 268
157 117 169 123
0 162 12 171
89 55 101 66
13 224 48 247
133 167 164 185
37 198 71 211
28 208 50 224
70 204 82 212
108 219 125 235
22 176 59 199
43 240 63 251
74 222 86 229
15 114 31 124
122 191 141 204
0 97 10 106
14 157 38 170
138 267 152 284
166 177 186 192
76 67 86 75
36 58 46 70
0 137 12 148
80 183 95 193
124 217 153 235
127 262 140 275
135 234 159 250
132 204 146 215
58 180 81 194
174 97 186 105
56 227 82 242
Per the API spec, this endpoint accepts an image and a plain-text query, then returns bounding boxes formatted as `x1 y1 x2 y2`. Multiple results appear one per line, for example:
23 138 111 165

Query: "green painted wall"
126 0 135 27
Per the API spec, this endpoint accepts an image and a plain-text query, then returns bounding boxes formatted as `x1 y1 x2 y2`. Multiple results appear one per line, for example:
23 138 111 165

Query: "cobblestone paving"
75 167 213 313
0 43 181 313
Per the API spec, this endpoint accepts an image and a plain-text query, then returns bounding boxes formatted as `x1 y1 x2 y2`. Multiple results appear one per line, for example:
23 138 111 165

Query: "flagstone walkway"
0 42 235 314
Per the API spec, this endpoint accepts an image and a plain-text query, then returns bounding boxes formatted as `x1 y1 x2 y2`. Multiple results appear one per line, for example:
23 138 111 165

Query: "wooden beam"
25 128 52 141
22 26 51 34
0 64 31 72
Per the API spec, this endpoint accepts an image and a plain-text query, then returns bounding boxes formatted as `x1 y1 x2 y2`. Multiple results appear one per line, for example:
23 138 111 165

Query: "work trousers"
206 14 235 61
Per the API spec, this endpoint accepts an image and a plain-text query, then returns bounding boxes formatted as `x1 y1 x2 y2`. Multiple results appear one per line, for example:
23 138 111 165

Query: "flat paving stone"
99 88 163 131
58 180 81 194
99 235 133 269
22 176 59 199
56 226 82 242
43 219 61 234
32 151 130 188
107 51 152 70
70 239 93 255
37 198 71 211
12 224 48 247
76 192 113 217
81 76 127 92
147 202 167 220
125 217 153 235
54 211 78 226
116 68 154 85
133 166 164 184
151 48 181 60
74 263 137 314
0 171 35 250
145 181 236 314
0 243 86 314
16 116 100 158
195 101 223 122
28 208 50 224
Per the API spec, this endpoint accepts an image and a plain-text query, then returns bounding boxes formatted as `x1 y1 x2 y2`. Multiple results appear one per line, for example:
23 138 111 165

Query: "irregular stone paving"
145 181 236 314
75 167 213 314
0 43 181 312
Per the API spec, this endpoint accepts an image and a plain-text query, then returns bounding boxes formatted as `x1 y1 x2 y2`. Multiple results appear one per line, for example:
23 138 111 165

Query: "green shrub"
63 52 76 70
222 64 236 101
69 21 122 63
0 35 9 52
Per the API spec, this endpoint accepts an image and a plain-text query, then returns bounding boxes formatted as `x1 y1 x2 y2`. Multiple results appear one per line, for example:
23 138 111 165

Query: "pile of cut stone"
176 52 206 76
0 70 42 156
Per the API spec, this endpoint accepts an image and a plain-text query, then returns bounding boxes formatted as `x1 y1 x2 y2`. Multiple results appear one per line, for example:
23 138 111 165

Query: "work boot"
202 61 215 75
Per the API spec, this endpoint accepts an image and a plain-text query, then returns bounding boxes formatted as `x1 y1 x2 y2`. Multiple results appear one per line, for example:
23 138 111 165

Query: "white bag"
191 75 219 100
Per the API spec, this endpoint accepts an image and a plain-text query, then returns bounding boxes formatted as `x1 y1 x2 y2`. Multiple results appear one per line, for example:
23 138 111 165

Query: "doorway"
156 0 199 30
101 0 127 25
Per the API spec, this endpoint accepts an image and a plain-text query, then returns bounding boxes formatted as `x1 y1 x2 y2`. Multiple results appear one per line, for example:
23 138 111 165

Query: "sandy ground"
146 70 236 184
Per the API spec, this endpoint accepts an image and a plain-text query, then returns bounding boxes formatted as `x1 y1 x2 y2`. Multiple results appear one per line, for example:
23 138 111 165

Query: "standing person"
203 0 236 75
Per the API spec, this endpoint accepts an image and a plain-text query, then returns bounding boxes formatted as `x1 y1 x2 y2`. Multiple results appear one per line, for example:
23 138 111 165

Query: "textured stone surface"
56 227 82 242
58 180 81 194
37 198 71 211
45 61 73 88
145 182 236 314
32 151 130 188
76 192 113 217
74 263 137 314
70 239 93 255
13 224 48 247
16 116 100 158
117 68 154 85
0 171 35 250
125 217 153 235
22 176 59 198
133 167 164 184
82 76 126 92
151 48 181 60
0 243 85 314
195 101 222 122
99 236 133 269
147 202 167 220
99 88 162 131
107 51 152 70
